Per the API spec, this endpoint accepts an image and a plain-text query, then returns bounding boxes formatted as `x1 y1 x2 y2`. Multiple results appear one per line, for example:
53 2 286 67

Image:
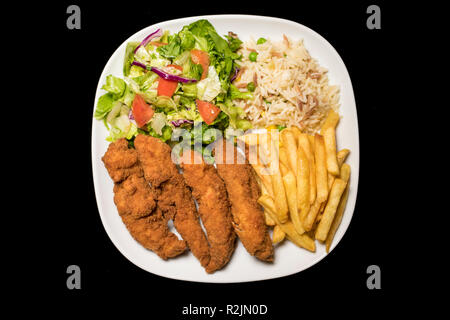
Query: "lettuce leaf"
225 35 243 52
229 84 253 100
95 93 115 120
123 42 139 77
157 34 182 59
101 75 126 98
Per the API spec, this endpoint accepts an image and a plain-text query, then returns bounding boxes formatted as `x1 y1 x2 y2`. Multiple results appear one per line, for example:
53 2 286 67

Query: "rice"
233 35 340 134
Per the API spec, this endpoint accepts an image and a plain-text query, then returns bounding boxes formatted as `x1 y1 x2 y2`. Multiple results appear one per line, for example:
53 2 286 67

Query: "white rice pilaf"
233 35 340 134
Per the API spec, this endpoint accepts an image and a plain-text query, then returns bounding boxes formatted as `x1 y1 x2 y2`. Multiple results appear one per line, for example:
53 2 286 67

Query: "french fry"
303 198 321 231
298 133 316 204
282 168 305 235
258 176 270 197
284 225 315 252
339 163 351 181
327 149 351 193
321 109 340 132
290 126 302 142
272 173 289 223
297 146 310 222
325 165 351 252
307 134 315 149
317 202 326 220
237 133 260 146
270 140 289 223
315 178 348 241
281 129 298 175
257 194 277 213
265 211 276 226
272 225 286 243
314 134 328 203
337 149 350 164
278 146 290 169
258 195 315 252
323 126 339 176
251 163 274 197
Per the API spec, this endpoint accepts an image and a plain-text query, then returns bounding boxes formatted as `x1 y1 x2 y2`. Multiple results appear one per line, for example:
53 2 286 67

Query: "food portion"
215 139 274 262
134 135 211 269
102 139 187 259
180 150 236 273
240 109 350 253
232 36 339 134
95 19 252 148
97 19 351 272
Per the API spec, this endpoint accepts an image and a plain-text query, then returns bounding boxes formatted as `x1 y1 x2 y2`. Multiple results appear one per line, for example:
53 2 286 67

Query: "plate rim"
91 14 360 283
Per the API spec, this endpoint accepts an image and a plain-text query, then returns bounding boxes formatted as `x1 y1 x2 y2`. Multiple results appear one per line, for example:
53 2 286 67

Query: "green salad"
94 19 252 149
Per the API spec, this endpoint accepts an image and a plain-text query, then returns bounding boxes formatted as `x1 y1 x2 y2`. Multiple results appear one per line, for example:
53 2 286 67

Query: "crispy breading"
180 150 236 273
102 139 187 260
214 139 274 262
134 135 211 270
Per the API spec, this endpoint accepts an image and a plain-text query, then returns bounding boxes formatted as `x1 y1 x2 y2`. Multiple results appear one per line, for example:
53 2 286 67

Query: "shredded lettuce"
123 42 139 77
196 66 222 102
167 107 203 123
225 35 243 52
95 93 115 120
150 112 167 135
182 58 203 81
97 19 251 145
157 34 182 59
216 98 252 130
229 84 253 100
180 83 197 98
102 75 126 98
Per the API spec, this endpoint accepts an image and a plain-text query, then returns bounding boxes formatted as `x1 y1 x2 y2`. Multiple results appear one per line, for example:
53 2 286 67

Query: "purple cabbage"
171 119 194 127
150 67 198 83
131 61 148 70
134 28 163 53
230 66 240 82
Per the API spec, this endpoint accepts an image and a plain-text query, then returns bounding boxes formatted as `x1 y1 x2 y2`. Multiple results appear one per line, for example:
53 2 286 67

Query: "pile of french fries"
239 110 350 253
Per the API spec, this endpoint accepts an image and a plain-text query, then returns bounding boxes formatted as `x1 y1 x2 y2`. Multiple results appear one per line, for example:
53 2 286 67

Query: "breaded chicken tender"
102 139 187 259
180 150 236 273
214 139 274 262
134 135 211 270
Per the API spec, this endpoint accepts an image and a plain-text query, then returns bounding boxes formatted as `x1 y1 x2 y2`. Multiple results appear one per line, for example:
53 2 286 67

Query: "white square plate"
92 15 359 283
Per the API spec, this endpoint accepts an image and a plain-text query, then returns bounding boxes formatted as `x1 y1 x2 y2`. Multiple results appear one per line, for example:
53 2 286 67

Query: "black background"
20 0 422 316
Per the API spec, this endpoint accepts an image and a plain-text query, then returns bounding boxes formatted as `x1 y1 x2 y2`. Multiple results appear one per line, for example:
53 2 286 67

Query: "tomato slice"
167 64 183 71
132 94 154 128
157 79 178 97
156 64 183 97
190 49 210 80
196 99 221 125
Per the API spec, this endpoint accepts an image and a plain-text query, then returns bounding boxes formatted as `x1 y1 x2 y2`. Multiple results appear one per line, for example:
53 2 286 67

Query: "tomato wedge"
132 94 154 128
157 64 183 97
196 99 221 125
167 64 183 71
190 49 210 80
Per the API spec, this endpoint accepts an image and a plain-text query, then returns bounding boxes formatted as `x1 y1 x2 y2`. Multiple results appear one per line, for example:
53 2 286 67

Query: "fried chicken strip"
134 135 211 269
102 139 187 259
215 139 274 262
180 150 236 273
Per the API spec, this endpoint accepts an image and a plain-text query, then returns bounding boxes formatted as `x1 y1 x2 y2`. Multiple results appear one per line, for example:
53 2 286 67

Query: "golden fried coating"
180 150 236 273
102 139 187 260
134 135 211 270
214 139 274 262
